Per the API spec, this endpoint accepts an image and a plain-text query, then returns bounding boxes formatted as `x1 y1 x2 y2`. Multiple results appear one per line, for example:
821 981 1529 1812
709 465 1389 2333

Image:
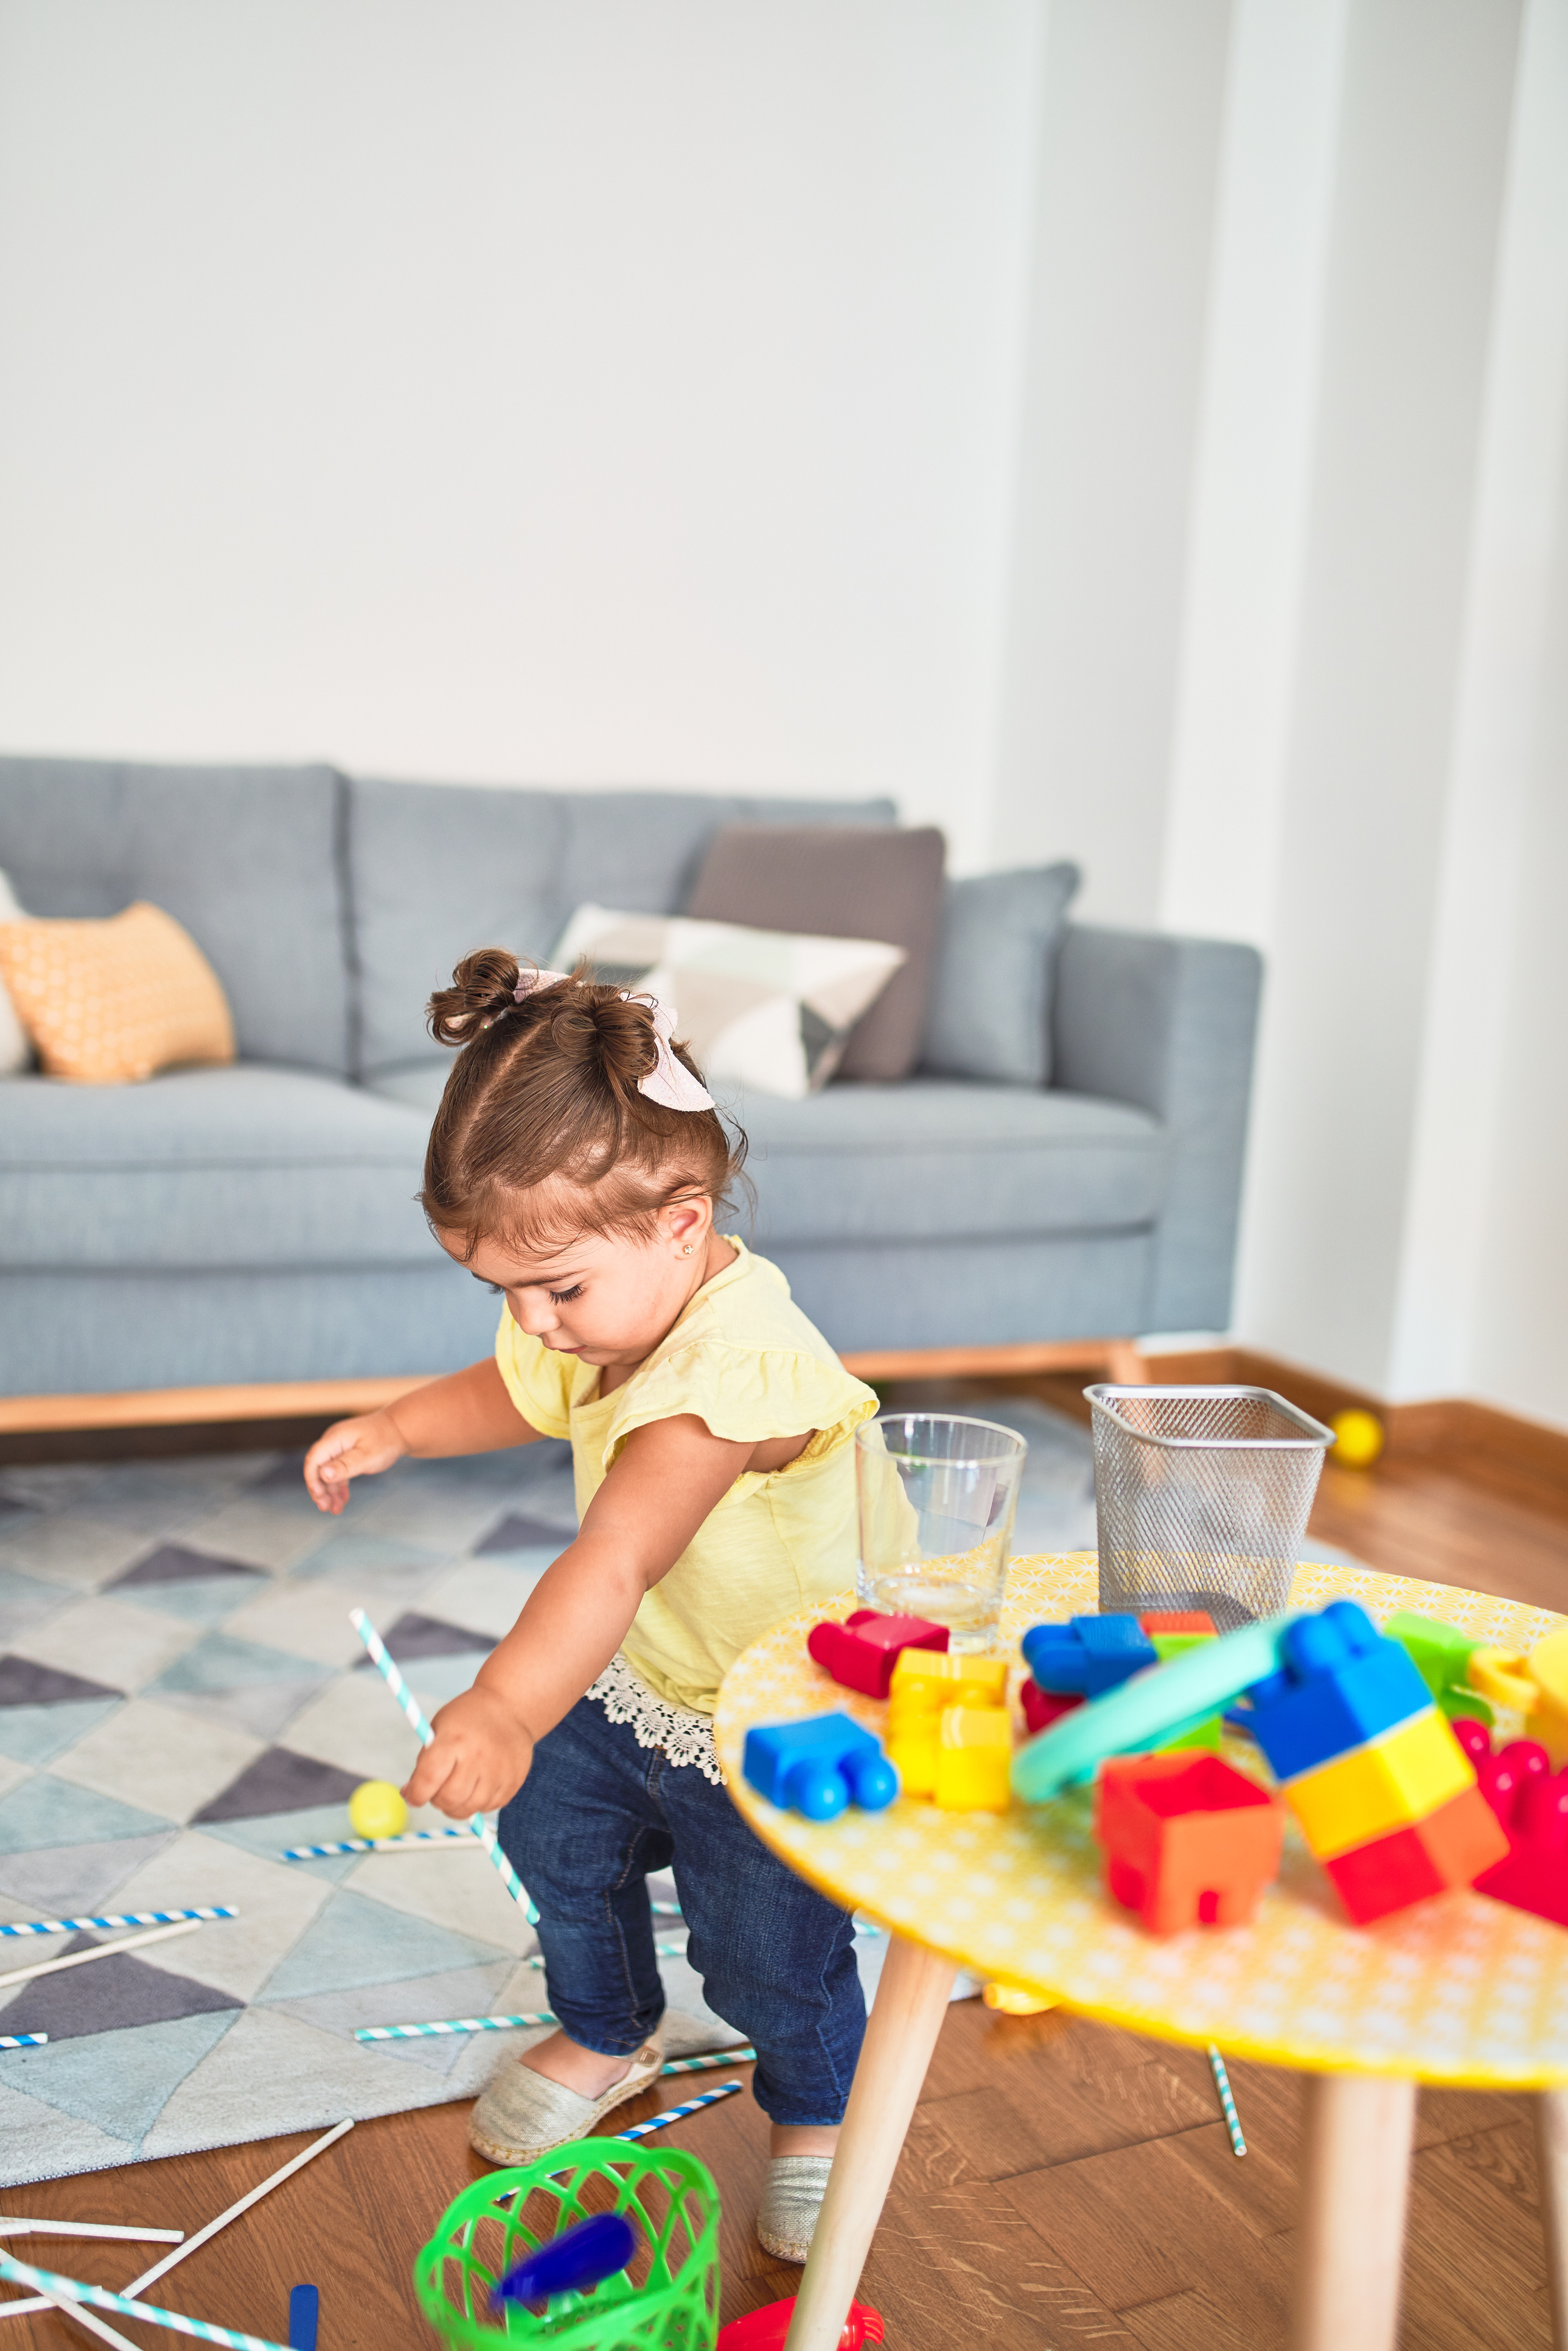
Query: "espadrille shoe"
756 2154 834 2263
467 2040 664 2167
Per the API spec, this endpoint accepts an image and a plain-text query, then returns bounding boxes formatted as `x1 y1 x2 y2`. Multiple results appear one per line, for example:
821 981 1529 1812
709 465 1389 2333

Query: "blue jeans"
498 1694 866 2126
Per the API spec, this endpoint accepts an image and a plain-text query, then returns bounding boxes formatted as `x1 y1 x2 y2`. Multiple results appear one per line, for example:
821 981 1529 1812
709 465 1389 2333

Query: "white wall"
991 0 1235 927
3 0 1565 1421
0 0 1038 874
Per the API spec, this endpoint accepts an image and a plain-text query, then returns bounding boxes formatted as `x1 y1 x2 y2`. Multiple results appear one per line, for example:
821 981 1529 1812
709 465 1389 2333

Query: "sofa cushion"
346 781 897 1078
0 759 351 1074
367 1063 1166 1247
682 824 945 1081
0 1066 435 1270
922 863 1081 1086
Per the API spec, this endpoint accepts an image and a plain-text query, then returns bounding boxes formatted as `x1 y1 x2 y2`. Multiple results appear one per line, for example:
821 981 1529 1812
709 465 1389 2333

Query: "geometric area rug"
0 1437 764 2187
0 1395 1337 2186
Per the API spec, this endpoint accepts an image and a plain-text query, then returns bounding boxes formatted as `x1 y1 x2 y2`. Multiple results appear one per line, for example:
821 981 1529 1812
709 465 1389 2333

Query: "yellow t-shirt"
493 1238 878 1716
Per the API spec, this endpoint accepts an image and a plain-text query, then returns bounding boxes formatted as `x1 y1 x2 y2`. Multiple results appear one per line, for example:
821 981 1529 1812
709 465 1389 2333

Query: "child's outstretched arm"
403 1412 773 1817
302 1358 540 1514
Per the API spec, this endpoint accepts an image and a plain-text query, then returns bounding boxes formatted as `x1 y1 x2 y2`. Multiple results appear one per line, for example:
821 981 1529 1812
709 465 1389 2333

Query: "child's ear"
665 1196 713 1251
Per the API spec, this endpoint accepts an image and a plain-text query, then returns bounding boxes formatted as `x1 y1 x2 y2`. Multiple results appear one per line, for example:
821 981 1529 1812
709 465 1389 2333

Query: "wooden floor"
1 1438 1564 2349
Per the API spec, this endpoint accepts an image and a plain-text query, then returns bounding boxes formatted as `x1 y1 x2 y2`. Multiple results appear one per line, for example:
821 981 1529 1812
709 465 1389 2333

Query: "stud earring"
681 1243 694 1255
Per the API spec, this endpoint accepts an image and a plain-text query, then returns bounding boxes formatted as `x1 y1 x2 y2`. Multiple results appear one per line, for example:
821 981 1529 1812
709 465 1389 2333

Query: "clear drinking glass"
854 1413 1028 1651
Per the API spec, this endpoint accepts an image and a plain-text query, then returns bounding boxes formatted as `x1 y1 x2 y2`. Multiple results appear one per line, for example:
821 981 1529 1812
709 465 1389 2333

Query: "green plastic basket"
414 2139 720 2351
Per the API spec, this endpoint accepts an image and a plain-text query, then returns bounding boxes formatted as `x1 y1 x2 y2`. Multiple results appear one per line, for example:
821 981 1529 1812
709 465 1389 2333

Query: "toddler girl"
302 953 878 2260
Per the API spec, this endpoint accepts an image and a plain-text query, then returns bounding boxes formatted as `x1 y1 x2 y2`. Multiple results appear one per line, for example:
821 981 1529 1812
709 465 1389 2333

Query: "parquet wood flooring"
1 1441 1562 2349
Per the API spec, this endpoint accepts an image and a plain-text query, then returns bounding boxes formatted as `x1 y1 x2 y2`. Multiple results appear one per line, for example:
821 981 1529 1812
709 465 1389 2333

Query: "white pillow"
551 905 905 1100
0 870 32 1074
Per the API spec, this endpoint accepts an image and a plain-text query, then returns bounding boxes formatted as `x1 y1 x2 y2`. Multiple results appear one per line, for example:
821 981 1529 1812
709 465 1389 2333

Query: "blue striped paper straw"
355 2013 556 2041
1207 2045 1246 2157
349 1608 538 1923
614 2081 741 2140
0 2033 47 2049
660 2049 754 2075
281 1830 479 1861
0 2254 288 2351
0 1908 236 1940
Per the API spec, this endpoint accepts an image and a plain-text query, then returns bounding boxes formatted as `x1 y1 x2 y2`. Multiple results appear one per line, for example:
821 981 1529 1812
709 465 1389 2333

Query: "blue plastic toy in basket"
414 2137 720 2349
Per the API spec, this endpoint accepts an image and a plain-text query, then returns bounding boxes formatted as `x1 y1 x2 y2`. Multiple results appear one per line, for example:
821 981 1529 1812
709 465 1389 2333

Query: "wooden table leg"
782 1934 956 2351
1291 2072 1417 2351
1535 2091 1568 2347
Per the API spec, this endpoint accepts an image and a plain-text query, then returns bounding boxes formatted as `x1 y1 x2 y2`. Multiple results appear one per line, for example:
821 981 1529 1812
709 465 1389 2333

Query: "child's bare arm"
302 1359 540 1513
403 1412 764 1816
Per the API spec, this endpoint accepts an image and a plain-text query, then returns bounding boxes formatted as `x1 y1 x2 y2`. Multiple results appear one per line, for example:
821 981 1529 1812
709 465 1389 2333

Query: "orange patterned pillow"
0 902 236 1084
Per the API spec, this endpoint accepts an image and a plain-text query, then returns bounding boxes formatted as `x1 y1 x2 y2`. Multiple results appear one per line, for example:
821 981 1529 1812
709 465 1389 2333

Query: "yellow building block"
888 1649 1008 1709
1527 1628 1568 1768
887 1652 1009 1800
1284 1707 1474 1861
1469 1645 1538 1712
934 1705 1013 1811
885 1714 941 1799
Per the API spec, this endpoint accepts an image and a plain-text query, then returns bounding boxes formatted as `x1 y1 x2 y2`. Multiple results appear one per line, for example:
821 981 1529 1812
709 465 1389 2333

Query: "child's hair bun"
548 988 661 1097
427 948 534 1046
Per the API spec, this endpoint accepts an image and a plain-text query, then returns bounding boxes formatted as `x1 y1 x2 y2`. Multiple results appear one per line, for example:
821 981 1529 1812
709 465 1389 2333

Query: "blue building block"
1022 1614 1158 1698
1240 1600 1430 1782
743 1713 899 1820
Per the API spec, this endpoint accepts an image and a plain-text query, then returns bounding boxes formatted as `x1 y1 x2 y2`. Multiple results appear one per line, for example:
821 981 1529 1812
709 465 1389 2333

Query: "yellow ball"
1330 1408 1385 1469
347 1780 408 1841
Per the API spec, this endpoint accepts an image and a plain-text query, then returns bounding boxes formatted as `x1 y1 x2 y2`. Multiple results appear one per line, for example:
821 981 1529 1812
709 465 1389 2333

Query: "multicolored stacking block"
1385 1611 1493 1726
1022 1614 1157 1696
885 1650 1009 1807
1243 1600 1508 1923
1453 1716 1568 1928
1097 1751 1286 1934
1019 1612 1221 1751
742 1713 899 1820
806 1609 949 1698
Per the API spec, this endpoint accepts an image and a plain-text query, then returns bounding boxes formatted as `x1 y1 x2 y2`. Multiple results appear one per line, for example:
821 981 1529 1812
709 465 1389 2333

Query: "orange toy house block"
1097 1752 1286 1935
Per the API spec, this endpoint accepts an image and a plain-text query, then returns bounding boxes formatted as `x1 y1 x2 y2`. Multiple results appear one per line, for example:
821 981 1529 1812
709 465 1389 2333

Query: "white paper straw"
0 1919 200 1994
0 2223 183 2245
0 2255 287 2351
21 2275 141 2351
0 2119 353 2324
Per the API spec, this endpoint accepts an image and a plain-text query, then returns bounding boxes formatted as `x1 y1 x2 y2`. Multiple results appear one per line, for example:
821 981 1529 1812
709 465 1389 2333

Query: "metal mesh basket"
1087 1385 1334 1628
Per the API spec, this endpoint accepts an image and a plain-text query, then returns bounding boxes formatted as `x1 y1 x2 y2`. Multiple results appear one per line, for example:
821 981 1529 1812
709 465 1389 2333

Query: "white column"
1159 0 1350 951
989 0 1233 924
1386 0 1568 1405
1228 0 1525 1388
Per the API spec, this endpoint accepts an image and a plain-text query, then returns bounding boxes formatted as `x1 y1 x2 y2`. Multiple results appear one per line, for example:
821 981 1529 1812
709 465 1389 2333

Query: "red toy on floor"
718 2295 883 2347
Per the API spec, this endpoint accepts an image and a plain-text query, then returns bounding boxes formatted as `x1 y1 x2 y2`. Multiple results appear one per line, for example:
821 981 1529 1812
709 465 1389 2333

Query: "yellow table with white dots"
714 1555 1568 2351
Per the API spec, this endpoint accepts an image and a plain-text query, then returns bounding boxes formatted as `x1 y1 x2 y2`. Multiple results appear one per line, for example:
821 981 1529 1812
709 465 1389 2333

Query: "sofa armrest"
1051 924 1263 1334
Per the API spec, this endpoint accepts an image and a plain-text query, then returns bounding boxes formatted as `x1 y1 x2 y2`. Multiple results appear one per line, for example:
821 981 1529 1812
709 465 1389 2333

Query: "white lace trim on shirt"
586 1653 723 1786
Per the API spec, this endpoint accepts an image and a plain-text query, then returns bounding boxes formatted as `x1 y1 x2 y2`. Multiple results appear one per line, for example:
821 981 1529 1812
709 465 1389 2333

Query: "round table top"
714 1555 1568 2086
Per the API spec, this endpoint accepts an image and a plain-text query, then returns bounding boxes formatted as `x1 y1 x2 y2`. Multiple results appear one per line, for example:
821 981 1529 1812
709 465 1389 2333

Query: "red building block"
1139 1611 1218 1638
1451 1719 1568 1929
1021 1679 1083 1736
1096 1751 1286 1935
806 1609 949 1699
1320 1782 1510 1924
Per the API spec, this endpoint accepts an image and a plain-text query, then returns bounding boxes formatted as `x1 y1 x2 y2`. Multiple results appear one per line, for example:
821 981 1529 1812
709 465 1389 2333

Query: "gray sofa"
0 759 1261 1397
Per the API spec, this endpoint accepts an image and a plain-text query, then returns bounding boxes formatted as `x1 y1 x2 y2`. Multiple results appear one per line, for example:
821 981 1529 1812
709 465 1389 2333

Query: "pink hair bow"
512 968 715 1113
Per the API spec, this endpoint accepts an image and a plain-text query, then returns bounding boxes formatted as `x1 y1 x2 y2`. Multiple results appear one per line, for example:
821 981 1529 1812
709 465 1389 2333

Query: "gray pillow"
683 824 946 1081
921 862 1081 1086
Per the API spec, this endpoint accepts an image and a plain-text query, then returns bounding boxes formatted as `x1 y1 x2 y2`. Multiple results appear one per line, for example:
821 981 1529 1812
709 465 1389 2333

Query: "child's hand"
403 1687 535 1818
302 1410 408 1513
